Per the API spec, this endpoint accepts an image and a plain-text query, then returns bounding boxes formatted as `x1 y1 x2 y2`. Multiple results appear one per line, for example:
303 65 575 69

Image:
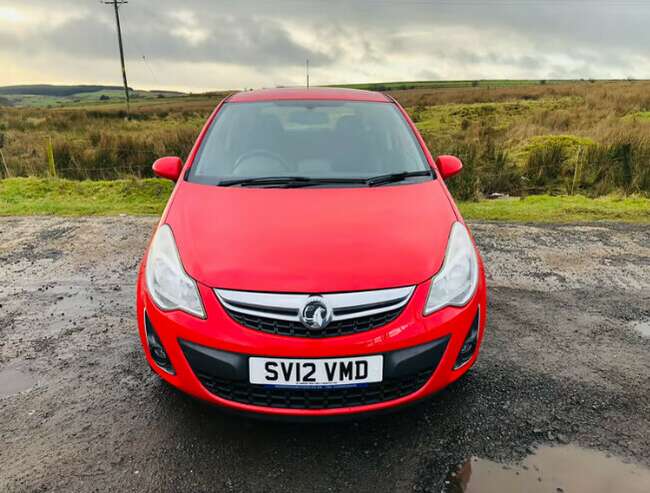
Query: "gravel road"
1 217 649 492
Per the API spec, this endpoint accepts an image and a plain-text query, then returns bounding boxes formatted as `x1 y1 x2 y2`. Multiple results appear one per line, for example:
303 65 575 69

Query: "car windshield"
187 100 431 186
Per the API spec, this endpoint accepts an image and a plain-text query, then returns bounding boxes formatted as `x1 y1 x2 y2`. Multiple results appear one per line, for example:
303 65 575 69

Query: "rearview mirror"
153 156 183 182
289 110 329 126
435 155 463 180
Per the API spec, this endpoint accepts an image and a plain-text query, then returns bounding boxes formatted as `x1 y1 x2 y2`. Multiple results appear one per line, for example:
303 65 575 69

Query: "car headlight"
145 224 205 318
424 222 479 315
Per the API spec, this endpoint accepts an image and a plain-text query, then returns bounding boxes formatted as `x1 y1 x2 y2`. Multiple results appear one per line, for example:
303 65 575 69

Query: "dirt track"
1 217 649 492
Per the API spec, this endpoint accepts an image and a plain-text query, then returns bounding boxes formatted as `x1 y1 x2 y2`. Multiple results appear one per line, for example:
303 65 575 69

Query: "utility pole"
306 59 310 88
103 0 130 115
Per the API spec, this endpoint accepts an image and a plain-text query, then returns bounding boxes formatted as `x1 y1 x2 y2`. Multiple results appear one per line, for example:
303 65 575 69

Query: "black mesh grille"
195 368 433 409
225 307 404 338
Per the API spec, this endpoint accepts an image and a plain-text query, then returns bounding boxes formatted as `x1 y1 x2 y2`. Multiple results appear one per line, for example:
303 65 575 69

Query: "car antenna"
306 58 310 88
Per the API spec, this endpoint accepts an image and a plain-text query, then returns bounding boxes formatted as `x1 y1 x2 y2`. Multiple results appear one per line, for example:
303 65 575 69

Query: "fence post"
47 137 57 177
571 147 584 195
0 131 9 178
0 149 9 179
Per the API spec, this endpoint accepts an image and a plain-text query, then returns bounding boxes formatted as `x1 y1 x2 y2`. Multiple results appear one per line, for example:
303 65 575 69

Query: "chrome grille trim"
215 286 415 323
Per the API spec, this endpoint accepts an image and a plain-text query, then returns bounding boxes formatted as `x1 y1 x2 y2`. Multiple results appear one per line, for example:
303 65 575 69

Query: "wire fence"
0 131 197 180
0 145 177 180
53 164 154 174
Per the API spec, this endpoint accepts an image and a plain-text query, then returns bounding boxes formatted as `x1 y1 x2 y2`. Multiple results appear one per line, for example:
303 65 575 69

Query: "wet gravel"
0 217 649 492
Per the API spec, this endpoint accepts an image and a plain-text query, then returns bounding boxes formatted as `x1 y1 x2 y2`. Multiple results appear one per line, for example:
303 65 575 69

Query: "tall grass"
51 128 196 179
1 82 650 200
0 102 209 178
444 139 650 200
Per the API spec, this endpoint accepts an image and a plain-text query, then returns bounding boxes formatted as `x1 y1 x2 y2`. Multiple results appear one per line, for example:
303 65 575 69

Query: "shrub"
409 99 427 123
480 147 522 195
524 142 566 189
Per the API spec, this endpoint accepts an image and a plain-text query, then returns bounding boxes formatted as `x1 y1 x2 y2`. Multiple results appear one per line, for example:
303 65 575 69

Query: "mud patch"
38 225 75 242
444 445 650 493
0 367 37 398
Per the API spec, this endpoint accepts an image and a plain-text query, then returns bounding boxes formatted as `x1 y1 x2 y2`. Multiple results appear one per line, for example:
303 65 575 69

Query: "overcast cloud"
1 0 649 91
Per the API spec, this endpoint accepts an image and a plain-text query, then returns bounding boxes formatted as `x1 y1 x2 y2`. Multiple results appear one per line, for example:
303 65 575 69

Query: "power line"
117 9 160 89
141 55 159 87
102 0 131 116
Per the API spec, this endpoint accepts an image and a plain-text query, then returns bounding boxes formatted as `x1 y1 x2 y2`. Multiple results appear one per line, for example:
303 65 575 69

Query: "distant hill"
0 84 137 97
0 85 187 107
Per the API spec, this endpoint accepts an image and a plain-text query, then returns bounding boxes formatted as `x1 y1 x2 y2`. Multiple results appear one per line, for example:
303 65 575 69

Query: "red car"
137 87 487 418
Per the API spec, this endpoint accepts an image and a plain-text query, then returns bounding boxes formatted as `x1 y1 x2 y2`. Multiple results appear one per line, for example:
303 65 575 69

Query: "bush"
409 99 427 123
480 147 522 195
524 142 567 189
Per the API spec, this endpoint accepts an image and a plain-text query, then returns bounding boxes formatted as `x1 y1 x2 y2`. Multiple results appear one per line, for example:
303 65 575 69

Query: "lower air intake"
194 370 433 410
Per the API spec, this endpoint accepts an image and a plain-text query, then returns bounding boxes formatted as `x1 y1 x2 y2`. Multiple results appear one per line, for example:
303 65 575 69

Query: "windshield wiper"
218 176 368 188
218 171 433 188
366 170 433 187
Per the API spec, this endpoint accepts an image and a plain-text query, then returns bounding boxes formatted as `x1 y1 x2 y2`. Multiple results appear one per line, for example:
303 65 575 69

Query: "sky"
1 0 650 92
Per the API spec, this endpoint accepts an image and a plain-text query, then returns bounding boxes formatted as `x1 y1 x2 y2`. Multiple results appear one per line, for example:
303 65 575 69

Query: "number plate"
249 355 383 387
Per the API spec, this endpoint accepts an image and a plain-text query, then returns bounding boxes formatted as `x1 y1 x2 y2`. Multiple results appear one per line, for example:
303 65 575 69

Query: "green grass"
510 134 596 168
0 177 172 215
630 111 650 121
1 178 649 222
413 97 581 136
459 194 650 223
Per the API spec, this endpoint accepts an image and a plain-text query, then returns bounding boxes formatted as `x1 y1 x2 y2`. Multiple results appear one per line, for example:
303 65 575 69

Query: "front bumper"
136 267 487 417
178 334 451 410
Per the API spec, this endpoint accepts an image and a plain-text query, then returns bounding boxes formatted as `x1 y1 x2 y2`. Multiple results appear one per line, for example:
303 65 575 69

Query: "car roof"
228 87 392 103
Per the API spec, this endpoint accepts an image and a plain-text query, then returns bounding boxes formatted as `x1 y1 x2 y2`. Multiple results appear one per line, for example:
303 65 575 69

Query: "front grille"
226 306 403 338
215 286 415 339
195 368 433 409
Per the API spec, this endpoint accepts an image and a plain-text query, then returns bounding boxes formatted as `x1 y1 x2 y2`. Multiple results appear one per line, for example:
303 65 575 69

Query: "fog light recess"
454 307 480 370
144 312 175 374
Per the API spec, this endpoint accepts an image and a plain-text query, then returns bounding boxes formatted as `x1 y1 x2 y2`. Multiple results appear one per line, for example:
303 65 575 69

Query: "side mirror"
152 156 183 182
435 155 463 180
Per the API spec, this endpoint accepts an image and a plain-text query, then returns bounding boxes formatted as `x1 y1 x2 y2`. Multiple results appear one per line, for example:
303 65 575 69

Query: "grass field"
0 87 186 108
2 177 649 222
0 177 172 215
332 79 577 91
1 79 566 107
1 79 649 212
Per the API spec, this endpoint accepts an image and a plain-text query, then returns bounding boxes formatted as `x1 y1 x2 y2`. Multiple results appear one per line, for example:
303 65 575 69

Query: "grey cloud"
458 51 543 71
4 0 650 88
4 9 334 68
16 0 650 53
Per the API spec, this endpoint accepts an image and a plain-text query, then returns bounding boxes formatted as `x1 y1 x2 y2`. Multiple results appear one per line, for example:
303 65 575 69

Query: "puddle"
0 368 37 398
444 445 650 493
632 320 650 338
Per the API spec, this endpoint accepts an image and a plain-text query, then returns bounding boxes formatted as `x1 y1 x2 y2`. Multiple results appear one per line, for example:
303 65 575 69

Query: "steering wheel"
232 149 291 175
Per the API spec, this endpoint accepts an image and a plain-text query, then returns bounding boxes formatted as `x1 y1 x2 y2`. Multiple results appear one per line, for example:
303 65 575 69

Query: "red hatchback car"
136 87 487 418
